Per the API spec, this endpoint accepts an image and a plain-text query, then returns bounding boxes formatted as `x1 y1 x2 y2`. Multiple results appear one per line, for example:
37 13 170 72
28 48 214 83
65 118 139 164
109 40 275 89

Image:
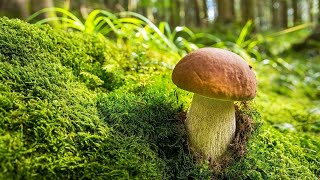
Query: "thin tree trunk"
241 0 255 24
279 0 288 28
272 0 280 28
170 1 180 27
318 0 320 22
179 0 185 25
0 0 30 19
136 1 146 16
217 0 235 23
147 5 154 22
230 0 235 20
79 0 89 19
292 0 301 25
194 0 201 26
202 0 208 26
128 0 137 11
123 0 129 11
308 0 315 22
256 0 264 30
16 0 30 19
185 0 193 26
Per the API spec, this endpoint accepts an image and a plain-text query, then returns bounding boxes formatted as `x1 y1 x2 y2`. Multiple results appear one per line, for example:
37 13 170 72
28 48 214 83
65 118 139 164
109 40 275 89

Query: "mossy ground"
0 17 210 179
221 44 320 179
0 17 319 179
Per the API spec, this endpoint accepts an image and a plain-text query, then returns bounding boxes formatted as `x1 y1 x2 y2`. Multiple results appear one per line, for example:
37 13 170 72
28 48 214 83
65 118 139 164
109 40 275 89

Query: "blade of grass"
93 16 119 35
118 11 178 52
268 23 314 37
236 20 253 46
191 33 221 43
27 7 81 24
34 17 84 31
159 22 172 39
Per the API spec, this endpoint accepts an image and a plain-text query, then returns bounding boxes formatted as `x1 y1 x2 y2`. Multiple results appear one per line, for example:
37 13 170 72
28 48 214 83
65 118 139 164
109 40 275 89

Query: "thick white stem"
186 94 236 160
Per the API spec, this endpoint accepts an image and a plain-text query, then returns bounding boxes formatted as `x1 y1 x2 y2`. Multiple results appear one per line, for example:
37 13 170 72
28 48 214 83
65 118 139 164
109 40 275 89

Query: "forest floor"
0 17 319 179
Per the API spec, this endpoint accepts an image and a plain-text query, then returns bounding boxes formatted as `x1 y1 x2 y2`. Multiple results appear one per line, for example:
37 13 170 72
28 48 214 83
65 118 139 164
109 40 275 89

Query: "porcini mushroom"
172 48 256 160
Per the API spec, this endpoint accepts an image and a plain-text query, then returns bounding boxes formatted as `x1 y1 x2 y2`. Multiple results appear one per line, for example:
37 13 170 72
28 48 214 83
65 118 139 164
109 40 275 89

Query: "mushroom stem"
186 94 236 160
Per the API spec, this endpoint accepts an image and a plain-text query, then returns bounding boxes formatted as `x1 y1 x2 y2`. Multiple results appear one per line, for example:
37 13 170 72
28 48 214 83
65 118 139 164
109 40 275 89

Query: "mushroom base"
186 94 236 161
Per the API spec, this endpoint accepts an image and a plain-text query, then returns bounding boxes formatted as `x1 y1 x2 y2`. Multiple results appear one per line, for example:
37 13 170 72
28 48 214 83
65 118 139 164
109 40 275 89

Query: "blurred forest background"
1 0 319 31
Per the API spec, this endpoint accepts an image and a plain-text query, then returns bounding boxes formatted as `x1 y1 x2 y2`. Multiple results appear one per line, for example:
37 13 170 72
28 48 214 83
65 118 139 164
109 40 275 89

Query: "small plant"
27 8 181 56
27 7 224 57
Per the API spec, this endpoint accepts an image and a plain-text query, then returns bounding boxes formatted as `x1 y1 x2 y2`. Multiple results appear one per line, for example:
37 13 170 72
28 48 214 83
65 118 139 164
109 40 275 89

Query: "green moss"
0 17 162 179
0 16 131 91
97 75 212 179
0 17 213 179
222 125 319 179
1 16 319 179
219 44 320 179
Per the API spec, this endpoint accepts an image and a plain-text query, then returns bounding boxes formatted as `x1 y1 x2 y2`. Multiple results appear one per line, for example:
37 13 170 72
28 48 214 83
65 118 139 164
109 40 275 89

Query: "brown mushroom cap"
172 48 257 101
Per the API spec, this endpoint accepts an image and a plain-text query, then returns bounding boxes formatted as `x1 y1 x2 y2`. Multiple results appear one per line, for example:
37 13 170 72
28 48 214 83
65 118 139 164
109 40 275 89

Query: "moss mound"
0 17 162 179
97 77 212 179
0 17 213 179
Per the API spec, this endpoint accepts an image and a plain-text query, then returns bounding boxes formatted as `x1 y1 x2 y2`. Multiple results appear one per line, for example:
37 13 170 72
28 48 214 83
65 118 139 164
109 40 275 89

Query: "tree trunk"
256 0 266 30
194 0 201 26
308 0 312 22
123 0 129 11
230 0 235 20
272 0 288 29
202 0 208 26
292 0 320 50
136 1 146 17
292 0 301 25
16 0 30 19
170 1 180 27
128 0 137 11
272 0 280 28
0 0 30 19
240 0 255 24
217 0 235 23
279 0 288 28
146 4 154 22
185 0 193 26
179 0 185 25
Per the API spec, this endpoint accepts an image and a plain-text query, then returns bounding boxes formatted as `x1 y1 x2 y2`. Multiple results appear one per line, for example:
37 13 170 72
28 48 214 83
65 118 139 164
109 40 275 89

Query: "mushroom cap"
172 48 257 101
